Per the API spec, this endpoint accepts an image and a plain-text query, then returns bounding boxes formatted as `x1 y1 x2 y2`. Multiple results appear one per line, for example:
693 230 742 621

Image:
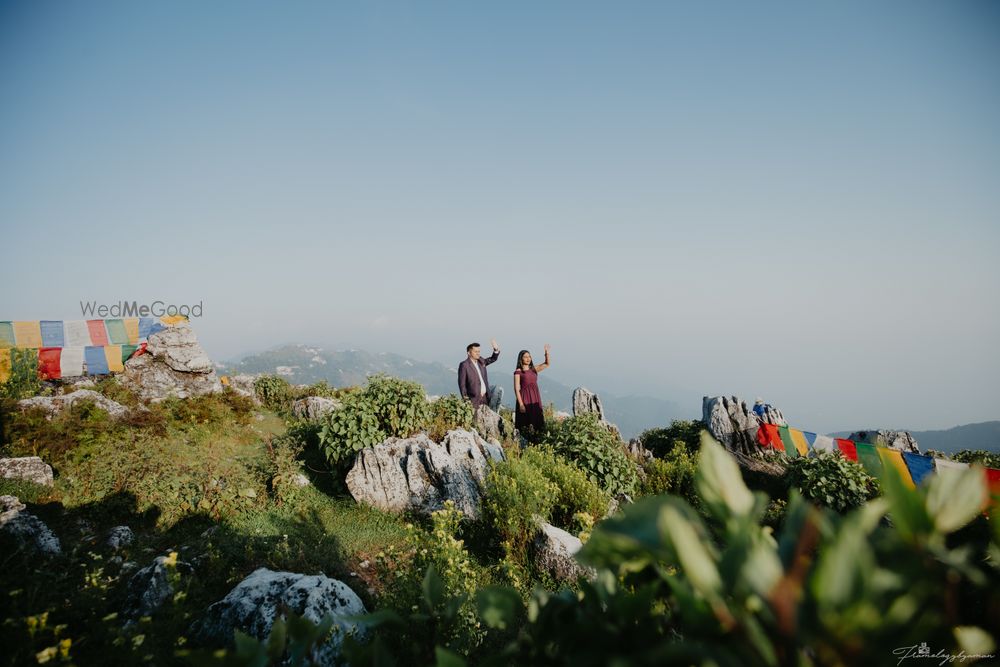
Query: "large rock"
532 519 594 582
0 495 61 556
123 554 193 619
703 395 763 454
572 387 605 421
0 456 54 486
17 390 129 419
848 429 920 454
192 568 365 663
488 385 504 412
292 396 342 420
119 323 222 401
345 429 505 519
474 404 516 444
106 525 135 551
225 374 260 403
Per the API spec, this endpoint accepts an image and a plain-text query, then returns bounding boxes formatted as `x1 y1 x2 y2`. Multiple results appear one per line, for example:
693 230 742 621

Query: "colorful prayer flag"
13 321 42 348
902 452 935 486
0 322 14 348
836 439 858 461
934 458 969 477
139 317 165 339
38 347 61 380
105 319 129 345
124 318 140 345
778 426 800 458
811 434 837 454
86 320 109 346
789 429 810 457
756 423 785 451
40 320 65 347
878 448 915 489
855 443 883 477
84 346 109 375
104 345 124 373
160 314 187 325
63 320 91 347
121 344 138 364
60 347 85 378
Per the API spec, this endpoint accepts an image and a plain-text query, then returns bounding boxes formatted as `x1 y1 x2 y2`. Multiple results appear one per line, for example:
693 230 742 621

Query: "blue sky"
1 1 999 433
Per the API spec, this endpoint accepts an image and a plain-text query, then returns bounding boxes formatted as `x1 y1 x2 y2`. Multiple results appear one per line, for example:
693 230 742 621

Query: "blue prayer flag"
902 452 935 486
85 346 109 375
40 320 65 348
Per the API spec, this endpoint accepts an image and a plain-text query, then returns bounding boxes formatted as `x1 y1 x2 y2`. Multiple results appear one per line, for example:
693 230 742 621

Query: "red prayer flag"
38 347 61 380
836 439 858 461
86 320 109 346
986 468 1000 498
756 423 785 451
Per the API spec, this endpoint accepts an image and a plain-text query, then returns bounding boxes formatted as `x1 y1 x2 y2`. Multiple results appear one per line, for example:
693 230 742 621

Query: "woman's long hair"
516 350 535 371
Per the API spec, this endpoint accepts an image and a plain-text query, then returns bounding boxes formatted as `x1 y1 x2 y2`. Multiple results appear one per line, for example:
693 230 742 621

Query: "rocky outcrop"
625 438 653 464
17 390 129 419
0 496 61 556
848 429 920 454
572 387 605 421
123 554 192 619
0 456 54 486
224 374 260 403
292 396 342 420
488 385 504 412
473 405 516 445
119 323 222 401
106 525 135 551
703 395 764 454
192 568 365 663
532 519 594 582
345 429 505 519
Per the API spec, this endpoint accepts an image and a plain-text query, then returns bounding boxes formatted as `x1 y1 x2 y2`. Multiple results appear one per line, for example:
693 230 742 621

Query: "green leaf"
954 626 996 656
696 432 754 520
927 465 986 533
422 564 444 610
476 586 523 630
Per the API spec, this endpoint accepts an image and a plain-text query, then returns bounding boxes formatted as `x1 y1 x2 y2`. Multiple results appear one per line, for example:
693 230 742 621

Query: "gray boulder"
17 390 129 419
0 495 61 556
225 374 260 403
848 429 920 454
488 385 504 411
192 568 365 664
703 395 763 454
106 525 135 551
0 456 54 486
532 519 594 582
123 554 192 619
625 438 653 464
345 429 505 519
292 396 342 420
572 387 605 421
474 404 516 445
119 323 222 401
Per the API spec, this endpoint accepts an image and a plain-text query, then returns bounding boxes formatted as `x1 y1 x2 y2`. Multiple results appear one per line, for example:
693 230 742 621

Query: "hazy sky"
2 1 998 433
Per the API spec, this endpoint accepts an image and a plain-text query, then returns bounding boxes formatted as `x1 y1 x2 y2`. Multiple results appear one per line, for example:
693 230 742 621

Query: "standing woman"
514 344 551 441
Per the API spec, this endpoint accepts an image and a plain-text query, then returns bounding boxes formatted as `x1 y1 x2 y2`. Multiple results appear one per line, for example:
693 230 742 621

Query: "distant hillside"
220 344 686 439
830 421 1000 454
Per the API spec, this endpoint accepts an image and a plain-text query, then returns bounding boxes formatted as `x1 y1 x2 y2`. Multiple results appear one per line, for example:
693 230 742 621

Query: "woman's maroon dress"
514 367 546 438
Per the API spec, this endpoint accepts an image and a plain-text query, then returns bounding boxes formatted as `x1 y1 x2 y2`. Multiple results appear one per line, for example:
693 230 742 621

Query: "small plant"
785 450 879 513
481 456 558 563
638 419 702 458
0 348 42 401
638 447 698 504
253 375 292 411
953 449 1000 469
427 394 474 442
541 413 638 498
362 374 429 438
267 434 307 506
317 392 386 468
519 446 609 528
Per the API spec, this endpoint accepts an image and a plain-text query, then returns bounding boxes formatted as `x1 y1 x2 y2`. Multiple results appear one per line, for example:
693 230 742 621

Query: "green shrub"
317 392 386 467
481 456 558 562
541 413 638 498
427 394 474 442
520 446 609 529
362 374 429 438
953 449 1000 469
266 434 308 506
253 375 292 411
638 419 702 458
785 451 879 513
0 348 42 401
290 380 344 401
638 447 698 503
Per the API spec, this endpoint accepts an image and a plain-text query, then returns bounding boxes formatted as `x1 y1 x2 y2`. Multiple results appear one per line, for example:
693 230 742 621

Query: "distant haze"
2 2 999 434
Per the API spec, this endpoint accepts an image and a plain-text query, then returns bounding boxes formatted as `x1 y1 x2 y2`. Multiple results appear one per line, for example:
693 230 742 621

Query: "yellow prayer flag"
104 345 124 373
12 321 42 348
789 429 810 457
124 318 140 345
160 314 187 326
0 348 11 383
878 448 916 490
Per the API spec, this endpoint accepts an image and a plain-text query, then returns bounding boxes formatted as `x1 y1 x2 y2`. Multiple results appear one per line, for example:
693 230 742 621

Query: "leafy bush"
519 446 609 529
266 434 308 506
253 375 292 411
953 449 1000 469
363 374 430 438
481 455 558 563
638 419 702 458
785 451 879 513
541 413 638 498
427 394 474 442
638 447 698 503
0 348 42 401
317 392 386 467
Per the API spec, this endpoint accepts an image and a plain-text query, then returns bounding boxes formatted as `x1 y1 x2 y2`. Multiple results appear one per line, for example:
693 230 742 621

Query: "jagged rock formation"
625 438 654 464
292 396 342 420
473 404 516 445
532 519 594 582
345 429 505 519
123 554 193 620
224 374 260 403
0 456 54 486
703 395 768 454
0 495 61 556
192 568 365 663
488 385 503 411
17 390 129 419
572 387 605 421
120 323 222 401
848 429 920 454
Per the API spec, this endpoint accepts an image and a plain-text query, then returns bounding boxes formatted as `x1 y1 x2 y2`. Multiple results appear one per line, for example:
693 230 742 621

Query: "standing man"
458 339 500 409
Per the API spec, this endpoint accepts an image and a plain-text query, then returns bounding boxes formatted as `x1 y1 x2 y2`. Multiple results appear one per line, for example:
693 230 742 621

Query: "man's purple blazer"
457 350 499 408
